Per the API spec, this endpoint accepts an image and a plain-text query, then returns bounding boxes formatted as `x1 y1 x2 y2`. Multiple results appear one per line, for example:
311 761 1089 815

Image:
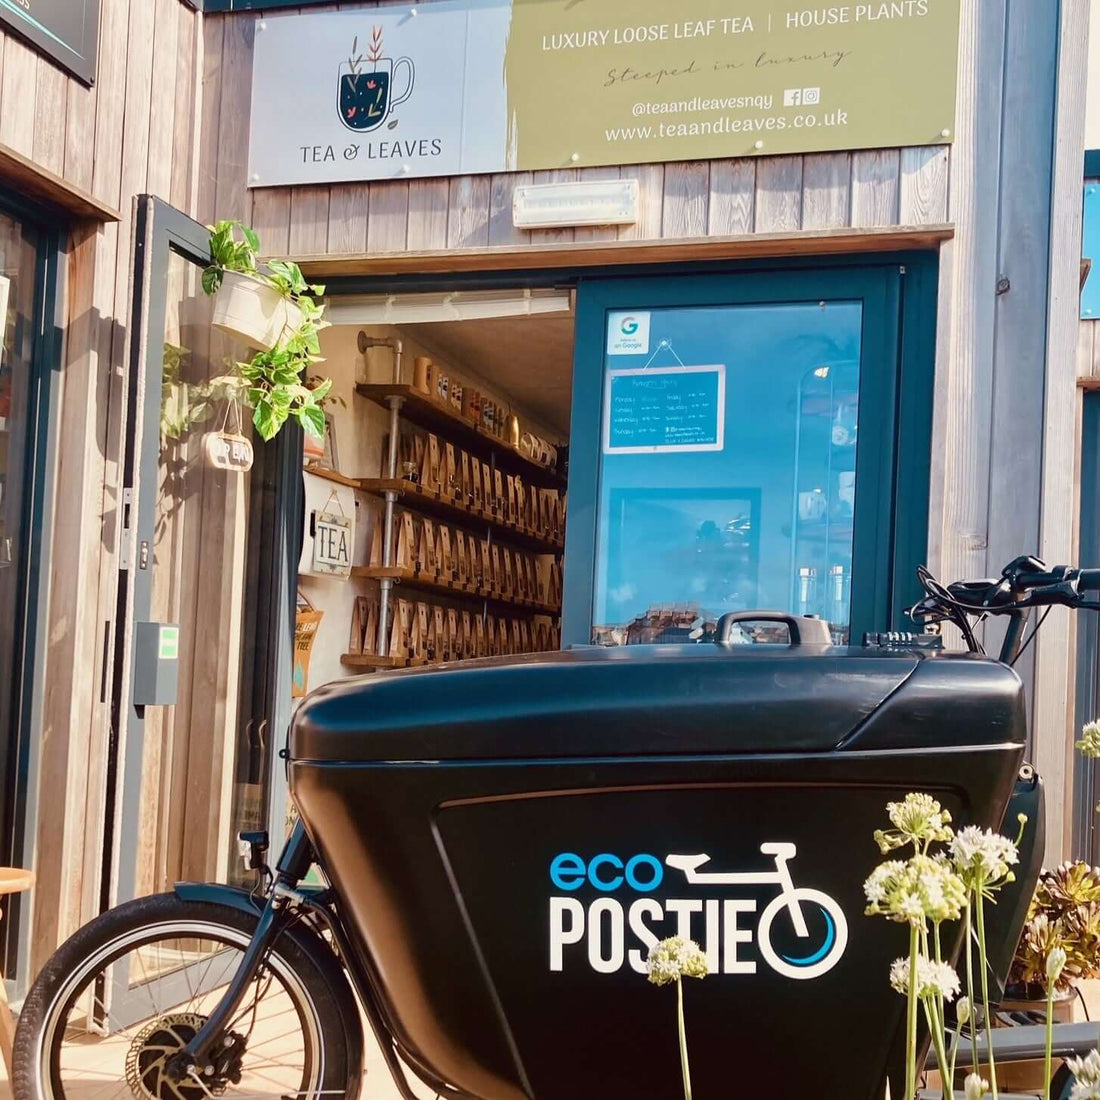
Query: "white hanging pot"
211 270 303 349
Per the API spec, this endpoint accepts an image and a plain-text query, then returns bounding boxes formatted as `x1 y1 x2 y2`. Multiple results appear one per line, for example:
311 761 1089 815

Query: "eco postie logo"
549 843 848 981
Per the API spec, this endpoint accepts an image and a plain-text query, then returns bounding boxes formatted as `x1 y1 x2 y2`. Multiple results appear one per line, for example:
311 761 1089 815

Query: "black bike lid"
288 645 1026 763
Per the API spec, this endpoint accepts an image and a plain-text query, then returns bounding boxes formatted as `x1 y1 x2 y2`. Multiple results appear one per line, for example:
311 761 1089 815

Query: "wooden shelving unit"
351 565 561 617
355 383 566 489
303 464 362 489
339 653 426 671
356 477 564 555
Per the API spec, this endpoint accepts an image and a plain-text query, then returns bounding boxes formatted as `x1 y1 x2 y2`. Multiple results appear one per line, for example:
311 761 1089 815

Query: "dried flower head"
888 955 961 1001
646 936 708 986
874 793 954 853
1077 720 1100 759
950 825 1019 888
864 853 966 926
964 1072 988 1100
1066 1048 1100 1099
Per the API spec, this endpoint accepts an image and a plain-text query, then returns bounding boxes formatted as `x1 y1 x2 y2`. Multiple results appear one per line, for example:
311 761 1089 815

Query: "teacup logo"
339 27 414 133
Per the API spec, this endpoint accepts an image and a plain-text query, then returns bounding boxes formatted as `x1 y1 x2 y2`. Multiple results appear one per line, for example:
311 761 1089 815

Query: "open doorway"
292 288 572 697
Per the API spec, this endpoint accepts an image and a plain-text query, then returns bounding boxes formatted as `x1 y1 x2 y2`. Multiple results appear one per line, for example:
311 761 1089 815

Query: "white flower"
1048 945 1068 984
1068 1049 1100 1099
950 825 1019 886
956 996 971 1027
646 936 708 986
865 855 966 926
1078 720 1100 759
886 955 960 1001
964 1072 987 1100
874 792 953 852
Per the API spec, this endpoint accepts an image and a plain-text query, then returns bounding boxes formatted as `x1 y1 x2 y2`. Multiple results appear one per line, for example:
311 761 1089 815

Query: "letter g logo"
620 316 639 336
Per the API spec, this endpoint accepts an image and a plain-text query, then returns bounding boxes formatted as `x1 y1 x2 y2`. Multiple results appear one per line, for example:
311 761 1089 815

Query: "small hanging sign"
312 509 353 577
203 432 255 472
204 400 254 472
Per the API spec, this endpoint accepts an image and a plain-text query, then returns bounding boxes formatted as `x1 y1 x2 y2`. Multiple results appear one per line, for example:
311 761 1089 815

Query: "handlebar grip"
1079 569 1100 592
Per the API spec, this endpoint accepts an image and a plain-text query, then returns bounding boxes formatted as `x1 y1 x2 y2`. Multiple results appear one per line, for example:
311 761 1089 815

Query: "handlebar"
908 556 1100 664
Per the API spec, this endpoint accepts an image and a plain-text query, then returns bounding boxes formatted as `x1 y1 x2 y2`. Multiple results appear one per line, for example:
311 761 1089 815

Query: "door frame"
106 196 299 932
562 255 937 647
0 188 63 996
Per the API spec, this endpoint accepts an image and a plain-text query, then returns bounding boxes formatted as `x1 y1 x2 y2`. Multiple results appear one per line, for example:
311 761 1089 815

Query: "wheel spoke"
39 916 321 1100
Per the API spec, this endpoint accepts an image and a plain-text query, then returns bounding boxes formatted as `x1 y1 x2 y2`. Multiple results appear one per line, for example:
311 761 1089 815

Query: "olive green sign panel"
248 0 958 188
505 0 958 167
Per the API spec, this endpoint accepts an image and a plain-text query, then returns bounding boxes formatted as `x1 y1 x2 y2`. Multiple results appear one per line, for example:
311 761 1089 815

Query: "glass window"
593 301 862 645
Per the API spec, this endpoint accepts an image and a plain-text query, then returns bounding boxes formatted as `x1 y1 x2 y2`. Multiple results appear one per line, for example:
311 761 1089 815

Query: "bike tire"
12 891 363 1100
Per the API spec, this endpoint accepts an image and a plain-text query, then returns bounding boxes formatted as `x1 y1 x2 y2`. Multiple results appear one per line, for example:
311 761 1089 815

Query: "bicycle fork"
762 843 810 939
165 823 315 1083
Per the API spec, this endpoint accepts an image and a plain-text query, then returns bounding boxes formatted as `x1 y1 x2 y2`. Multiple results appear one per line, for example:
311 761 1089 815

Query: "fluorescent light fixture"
325 287 572 326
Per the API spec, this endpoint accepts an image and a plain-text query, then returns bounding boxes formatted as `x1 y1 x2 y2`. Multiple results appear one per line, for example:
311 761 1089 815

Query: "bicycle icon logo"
666 843 849 980
547 842 848 981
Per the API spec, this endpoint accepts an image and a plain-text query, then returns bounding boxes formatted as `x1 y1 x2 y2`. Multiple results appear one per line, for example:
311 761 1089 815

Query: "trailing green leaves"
202 221 333 443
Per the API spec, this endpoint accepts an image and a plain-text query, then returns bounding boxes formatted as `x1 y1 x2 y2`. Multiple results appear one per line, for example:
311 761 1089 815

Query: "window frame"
562 253 937 648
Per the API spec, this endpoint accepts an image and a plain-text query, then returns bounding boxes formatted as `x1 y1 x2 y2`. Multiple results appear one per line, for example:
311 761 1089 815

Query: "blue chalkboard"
604 365 726 453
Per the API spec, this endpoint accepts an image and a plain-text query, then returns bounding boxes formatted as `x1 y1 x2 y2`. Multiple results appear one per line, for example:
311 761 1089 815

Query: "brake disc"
124 1013 211 1100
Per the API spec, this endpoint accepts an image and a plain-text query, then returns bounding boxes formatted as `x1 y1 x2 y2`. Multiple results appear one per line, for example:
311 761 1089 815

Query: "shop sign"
0 0 100 85
603 365 726 454
312 510 353 577
513 180 638 230
248 0 959 188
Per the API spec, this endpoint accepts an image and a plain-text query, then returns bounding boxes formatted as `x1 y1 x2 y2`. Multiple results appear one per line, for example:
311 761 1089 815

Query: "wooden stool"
0 868 34 1080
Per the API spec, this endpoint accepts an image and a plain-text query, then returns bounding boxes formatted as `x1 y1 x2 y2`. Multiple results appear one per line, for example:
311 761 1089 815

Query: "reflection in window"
593 301 862 645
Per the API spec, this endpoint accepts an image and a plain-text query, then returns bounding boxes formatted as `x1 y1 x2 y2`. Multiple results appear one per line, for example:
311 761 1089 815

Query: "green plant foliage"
202 221 332 441
1010 862 1100 994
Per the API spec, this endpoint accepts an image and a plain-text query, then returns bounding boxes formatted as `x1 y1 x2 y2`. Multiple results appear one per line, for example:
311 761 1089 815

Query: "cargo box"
289 645 1026 1099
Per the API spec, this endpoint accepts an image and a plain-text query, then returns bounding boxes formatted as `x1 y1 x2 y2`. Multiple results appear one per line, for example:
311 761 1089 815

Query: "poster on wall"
604 365 726 454
0 0 100 85
248 0 960 188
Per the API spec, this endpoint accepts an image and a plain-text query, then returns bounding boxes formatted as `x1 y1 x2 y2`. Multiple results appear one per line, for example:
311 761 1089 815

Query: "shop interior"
293 288 572 698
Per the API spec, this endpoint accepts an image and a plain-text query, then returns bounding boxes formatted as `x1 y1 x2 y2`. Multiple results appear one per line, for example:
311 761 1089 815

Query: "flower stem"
676 978 692 1100
965 904 979 1076
923 996 952 1100
1044 980 1055 1100
907 922 920 1100
975 888 999 1100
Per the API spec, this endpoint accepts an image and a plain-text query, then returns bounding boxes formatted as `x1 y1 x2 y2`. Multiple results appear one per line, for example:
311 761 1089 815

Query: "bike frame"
666 843 810 937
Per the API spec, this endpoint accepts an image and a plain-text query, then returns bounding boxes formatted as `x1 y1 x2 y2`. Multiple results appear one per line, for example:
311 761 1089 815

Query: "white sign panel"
606 312 651 356
249 2 512 187
513 180 638 229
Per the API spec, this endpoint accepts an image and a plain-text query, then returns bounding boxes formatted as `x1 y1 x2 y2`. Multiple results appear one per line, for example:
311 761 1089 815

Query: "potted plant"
1008 862 1100 1004
202 221 332 442
204 220 304 350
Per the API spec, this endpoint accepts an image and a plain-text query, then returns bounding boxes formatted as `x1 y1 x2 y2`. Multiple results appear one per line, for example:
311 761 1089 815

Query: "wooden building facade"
0 0 1090 996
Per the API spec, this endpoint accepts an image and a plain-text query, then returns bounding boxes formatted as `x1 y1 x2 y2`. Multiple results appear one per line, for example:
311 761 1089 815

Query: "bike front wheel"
12 892 361 1100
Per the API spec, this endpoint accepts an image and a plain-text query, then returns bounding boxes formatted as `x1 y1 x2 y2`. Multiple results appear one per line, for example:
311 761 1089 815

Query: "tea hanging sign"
312 510 353 577
248 0 959 188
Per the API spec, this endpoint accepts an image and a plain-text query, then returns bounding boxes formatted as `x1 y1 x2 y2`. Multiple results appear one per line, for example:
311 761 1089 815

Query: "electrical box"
133 622 180 706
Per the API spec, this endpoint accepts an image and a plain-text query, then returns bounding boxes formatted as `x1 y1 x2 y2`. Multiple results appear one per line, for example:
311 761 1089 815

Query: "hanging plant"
202 220 331 442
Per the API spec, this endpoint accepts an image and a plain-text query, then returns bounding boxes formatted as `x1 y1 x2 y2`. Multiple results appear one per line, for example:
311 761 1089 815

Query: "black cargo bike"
11 557 1100 1099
